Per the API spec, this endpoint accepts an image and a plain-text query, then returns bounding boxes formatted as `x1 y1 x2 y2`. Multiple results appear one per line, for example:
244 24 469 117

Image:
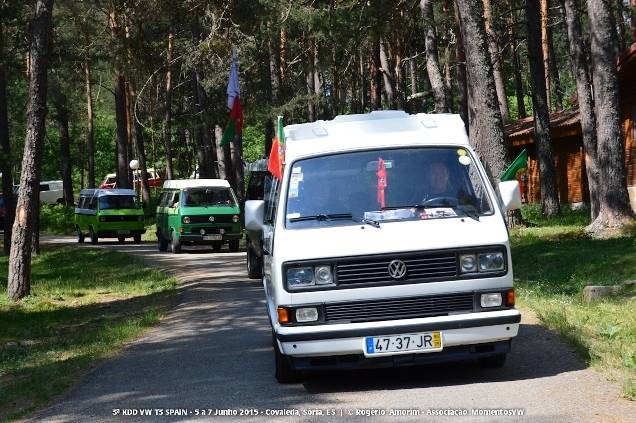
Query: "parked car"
245 159 270 279
155 179 241 253
13 180 64 205
99 168 161 189
99 173 117 189
244 111 523 383
75 188 145 244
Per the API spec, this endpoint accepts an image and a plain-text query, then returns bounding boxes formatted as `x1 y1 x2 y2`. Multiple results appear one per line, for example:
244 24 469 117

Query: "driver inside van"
422 161 458 202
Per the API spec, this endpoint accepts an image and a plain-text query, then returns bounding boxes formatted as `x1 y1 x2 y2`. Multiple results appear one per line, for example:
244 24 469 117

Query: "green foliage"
512 223 636 399
39 204 75 235
520 203 591 227
242 123 266 163
0 246 178 420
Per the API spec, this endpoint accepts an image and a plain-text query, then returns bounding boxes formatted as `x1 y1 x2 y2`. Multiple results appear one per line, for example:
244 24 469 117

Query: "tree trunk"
230 134 244 205
371 43 382 109
586 0 635 232
214 125 227 179
483 0 510 122
379 38 395 109
454 2 469 130
84 57 95 188
562 0 600 219
8 0 54 301
305 39 316 122
128 81 150 206
455 0 510 181
0 22 16 255
421 0 450 112
507 0 527 118
540 0 552 111
163 29 174 180
51 84 74 206
548 26 564 111
527 0 560 217
114 72 129 188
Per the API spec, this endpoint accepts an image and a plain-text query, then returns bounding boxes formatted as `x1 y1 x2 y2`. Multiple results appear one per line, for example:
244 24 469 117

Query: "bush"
39 204 75 235
520 203 591 227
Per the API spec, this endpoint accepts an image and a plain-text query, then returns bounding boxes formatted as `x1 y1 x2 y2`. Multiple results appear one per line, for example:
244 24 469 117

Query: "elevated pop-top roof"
283 111 469 161
162 179 231 189
79 188 137 197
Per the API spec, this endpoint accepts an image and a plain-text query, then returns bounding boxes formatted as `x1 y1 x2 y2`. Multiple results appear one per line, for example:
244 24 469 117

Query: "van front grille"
101 215 140 222
336 252 457 286
324 293 474 323
185 214 236 224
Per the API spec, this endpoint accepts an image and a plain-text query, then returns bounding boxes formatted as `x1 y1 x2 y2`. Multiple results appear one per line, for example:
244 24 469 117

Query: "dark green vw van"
75 189 145 244
156 179 241 253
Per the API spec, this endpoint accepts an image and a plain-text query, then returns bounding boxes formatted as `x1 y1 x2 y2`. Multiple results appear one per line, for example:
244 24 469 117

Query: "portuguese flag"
268 116 285 180
220 49 243 146
500 149 528 181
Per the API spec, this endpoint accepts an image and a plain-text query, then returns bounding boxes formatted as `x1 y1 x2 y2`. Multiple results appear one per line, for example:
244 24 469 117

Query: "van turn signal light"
506 289 516 307
277 307 290 324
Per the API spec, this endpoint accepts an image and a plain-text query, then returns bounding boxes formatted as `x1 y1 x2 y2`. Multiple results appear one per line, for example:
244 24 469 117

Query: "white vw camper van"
245 111 522 383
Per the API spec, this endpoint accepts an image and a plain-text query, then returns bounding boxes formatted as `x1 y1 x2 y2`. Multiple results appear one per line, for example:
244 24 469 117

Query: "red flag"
376 157 387 208
230 96 243 133
268 116 285 180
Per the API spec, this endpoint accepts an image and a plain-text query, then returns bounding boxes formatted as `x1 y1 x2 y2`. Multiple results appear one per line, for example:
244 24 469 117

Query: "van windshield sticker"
287 212 301 219
459 155 471 166
292 166 302 173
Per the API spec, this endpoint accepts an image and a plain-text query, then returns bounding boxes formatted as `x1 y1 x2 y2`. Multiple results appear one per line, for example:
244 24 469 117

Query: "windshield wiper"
382 204 427 210
289 213 380 228
454 205 480 221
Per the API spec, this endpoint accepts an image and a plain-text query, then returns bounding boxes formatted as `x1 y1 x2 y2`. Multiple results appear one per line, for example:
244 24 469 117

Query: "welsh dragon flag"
268 116 284 180
220 49 243 146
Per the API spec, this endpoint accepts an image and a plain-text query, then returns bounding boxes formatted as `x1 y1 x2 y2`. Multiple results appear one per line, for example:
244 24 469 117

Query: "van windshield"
99 195 138 210
183 187 236 207
285 147 493 228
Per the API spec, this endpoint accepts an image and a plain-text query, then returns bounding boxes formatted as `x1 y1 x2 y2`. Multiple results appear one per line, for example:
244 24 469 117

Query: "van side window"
171 192 180 207
78 196 86 209
89 196 97 210
264 178 280 224
158 192 169 207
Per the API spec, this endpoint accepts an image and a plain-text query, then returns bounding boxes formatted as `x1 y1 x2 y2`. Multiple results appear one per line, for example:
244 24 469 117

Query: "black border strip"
276 313 520 342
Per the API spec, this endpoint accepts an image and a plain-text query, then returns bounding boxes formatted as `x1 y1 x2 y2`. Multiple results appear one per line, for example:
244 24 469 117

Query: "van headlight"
478 252 505 272
286 265 335 290
480 293 503 307
295 307 319 322
183 216 191 224
232 215 239 223
460 250 506 274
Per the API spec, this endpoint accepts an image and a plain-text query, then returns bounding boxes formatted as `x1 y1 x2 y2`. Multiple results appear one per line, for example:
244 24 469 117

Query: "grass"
512 205 636 399
0 246 178 421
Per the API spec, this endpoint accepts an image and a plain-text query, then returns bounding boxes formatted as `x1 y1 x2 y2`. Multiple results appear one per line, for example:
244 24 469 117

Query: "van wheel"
228 240 240 252
118 236 126 244
273 334 301 383
171 231 181 254
89 228 98 245
479 353 507 368
133 234 141 243
77 228 85 244
157 233 168 252
212 243 222 252
247 247 262 279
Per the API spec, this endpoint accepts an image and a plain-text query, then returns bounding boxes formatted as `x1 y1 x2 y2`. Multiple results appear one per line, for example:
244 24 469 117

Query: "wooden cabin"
504 42 636 211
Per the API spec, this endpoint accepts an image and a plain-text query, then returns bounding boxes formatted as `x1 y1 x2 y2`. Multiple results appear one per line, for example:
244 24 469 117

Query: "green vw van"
156 179 241 253
75 189 145 244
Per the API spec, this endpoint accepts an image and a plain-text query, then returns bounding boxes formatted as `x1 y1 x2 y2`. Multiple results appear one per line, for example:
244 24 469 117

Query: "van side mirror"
498 180 522 212
245 200 265 231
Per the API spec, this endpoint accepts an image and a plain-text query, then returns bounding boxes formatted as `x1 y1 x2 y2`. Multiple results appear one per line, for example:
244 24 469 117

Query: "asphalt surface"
33 238 636 422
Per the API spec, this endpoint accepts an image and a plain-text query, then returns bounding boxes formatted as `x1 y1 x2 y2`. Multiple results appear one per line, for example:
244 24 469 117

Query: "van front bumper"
179 233 241 243
275 309 520 367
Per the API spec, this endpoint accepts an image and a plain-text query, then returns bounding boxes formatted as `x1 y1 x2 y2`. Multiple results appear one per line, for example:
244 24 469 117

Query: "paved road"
34 239 635 422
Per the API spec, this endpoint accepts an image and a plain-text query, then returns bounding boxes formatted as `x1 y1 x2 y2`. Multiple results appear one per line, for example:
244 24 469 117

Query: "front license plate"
116 230 130 235
203 234 222 241
365 332 442 356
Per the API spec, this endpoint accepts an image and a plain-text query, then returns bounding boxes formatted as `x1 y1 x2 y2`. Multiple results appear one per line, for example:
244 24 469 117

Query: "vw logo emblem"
388 260 407 279
208 216 215 222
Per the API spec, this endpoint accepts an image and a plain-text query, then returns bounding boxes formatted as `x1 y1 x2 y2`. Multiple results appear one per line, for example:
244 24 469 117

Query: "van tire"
478 353 507 368
158 233 168 251
133 234 141 243
77 228 85 244
212 243 222 252
228 240 240 252
171 231 181 254
273 335 301 383
247 247 262 279
89 228 98 244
